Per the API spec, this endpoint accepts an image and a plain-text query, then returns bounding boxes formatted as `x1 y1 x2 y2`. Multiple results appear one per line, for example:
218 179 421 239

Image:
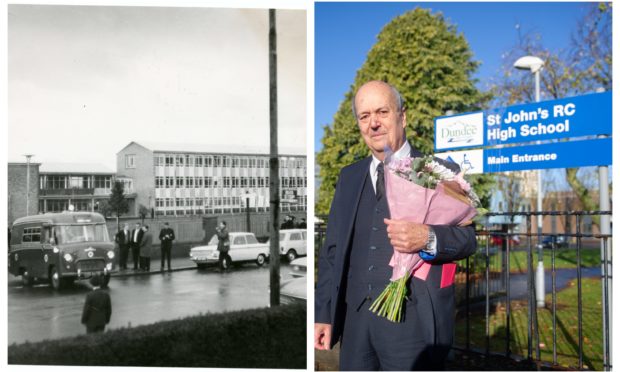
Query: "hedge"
9 304 306 368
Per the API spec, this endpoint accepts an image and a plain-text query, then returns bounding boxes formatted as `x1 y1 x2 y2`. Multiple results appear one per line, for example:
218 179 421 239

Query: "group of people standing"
115 221 175 272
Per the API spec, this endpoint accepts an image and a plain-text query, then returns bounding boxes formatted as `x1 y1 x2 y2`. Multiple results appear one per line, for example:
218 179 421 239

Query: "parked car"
280 277 306 305
280 257 307 305
541 235 569 249
289 257 307 278
189 232 269 269
279 229 307 262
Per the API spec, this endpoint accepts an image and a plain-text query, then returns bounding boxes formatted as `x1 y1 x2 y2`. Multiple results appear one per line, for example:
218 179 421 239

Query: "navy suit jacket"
315 147 477 349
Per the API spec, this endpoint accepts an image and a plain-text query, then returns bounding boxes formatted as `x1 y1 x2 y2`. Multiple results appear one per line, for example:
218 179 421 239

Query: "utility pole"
24 154 34 216
268 9 280 307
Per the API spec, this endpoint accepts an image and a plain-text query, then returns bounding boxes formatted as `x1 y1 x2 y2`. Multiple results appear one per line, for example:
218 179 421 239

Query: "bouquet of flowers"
369 154 484 322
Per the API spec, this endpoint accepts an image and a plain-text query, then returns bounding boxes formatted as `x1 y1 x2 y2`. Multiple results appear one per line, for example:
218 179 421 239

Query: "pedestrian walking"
159 222 175 271
130 222 143 270
216 221 231 271
81 275 112 334
115 223 131 270
139 225 152 271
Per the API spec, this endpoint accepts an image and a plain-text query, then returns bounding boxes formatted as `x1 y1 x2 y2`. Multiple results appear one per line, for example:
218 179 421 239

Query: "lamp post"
514 56 545 308
245 190 251 232
23 154 34 216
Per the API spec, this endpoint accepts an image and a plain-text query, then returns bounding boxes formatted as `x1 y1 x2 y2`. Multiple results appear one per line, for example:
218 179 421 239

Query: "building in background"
8 162 40 224
116 141 307 217
37 163 134 214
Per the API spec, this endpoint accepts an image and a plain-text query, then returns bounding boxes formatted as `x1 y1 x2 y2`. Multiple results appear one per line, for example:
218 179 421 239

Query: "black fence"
314 211 612 371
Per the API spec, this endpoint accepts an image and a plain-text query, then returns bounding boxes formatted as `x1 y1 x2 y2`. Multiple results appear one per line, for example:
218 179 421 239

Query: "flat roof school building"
116 142 307 217
37 163 134 214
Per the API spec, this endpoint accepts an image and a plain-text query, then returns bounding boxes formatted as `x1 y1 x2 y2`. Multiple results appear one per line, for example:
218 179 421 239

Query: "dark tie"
376 162 385 201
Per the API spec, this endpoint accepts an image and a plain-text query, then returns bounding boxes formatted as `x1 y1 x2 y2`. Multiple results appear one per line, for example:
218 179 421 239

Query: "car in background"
280 257 307 305
541 235 569 249
279 229 307 262
189 232 269 269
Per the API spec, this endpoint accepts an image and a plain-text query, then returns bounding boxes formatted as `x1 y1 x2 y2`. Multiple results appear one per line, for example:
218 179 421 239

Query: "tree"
138 204 149 224
109 181 129 230
97 200 113 218
490 2 611 227
316 8 494 215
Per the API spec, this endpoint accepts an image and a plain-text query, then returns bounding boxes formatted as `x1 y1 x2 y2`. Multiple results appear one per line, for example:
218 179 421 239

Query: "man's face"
135 224 140 229
354 81 406 160
123 224 128 230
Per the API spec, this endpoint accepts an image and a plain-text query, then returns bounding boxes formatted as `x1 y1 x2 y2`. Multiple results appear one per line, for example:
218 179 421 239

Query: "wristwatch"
424 227 436 253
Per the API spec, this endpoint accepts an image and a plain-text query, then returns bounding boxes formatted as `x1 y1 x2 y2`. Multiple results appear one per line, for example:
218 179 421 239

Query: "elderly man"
314 80 477 370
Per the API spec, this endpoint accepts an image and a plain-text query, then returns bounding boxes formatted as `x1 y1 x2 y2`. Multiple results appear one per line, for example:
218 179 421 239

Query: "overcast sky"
8 4 306 170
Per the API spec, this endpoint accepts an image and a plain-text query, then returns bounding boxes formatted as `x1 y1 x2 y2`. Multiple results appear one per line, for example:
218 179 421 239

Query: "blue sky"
315 1 593 152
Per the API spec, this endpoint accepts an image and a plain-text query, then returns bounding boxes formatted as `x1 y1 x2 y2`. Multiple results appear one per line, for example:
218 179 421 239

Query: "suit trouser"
131 245 140 269
161 245 171 269
339 295 431 371
119 245 129 269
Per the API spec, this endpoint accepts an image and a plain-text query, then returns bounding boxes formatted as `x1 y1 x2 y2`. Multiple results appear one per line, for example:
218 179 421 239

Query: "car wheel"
21 271 34 286
49 267 63 291
256 254 266 266
286 249 297 262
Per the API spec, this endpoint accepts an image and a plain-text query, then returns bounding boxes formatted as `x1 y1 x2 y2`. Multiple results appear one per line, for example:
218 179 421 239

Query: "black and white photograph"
5 2 307 368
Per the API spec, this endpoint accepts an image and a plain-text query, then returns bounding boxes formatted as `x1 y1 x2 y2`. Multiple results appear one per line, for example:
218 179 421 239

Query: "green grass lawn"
455 277 604 370
457 248 600 275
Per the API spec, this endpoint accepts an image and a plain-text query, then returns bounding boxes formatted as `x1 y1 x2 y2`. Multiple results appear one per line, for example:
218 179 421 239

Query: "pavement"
110 256 197 277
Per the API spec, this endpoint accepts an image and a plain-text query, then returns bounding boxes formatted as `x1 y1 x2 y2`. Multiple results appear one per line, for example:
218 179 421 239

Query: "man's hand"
314 323 332 350
384 219 429 253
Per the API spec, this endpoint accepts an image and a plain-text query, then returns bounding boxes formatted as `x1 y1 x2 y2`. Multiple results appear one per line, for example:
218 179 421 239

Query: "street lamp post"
514 56 545 309
23 154 34 216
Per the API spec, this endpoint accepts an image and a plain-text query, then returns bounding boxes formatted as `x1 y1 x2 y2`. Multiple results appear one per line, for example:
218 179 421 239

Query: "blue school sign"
433 91 612 173
435 138 612 174
434 91 612 152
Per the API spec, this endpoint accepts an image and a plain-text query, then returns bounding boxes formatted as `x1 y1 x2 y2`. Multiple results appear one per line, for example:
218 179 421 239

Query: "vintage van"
8 212 115 290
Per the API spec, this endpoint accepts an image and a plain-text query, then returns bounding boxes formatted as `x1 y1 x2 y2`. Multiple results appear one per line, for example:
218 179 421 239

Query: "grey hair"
351 81 405 118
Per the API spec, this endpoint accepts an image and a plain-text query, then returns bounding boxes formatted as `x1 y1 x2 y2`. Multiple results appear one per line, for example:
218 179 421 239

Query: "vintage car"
189 232 269 269
278 229 307 262
8 212 114 290
280 257 307 305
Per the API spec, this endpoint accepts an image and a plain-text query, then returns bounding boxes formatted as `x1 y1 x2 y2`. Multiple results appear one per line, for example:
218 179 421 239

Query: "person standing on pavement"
215 221 231 271
81 275 112 334
131 222 143 270
159 222 175 272
115 223 131 270
139 225 152 271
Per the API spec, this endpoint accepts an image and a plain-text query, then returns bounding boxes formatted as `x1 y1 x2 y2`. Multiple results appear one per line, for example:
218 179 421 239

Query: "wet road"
8 263 299 345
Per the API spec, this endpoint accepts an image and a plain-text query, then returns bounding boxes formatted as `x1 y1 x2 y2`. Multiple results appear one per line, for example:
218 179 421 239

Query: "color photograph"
314 2 612 371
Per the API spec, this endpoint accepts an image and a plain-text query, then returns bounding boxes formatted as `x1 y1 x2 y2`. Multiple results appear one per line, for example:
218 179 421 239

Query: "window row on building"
149 154 305 169
154 176 307 189
154 195 307 216
39 175 114 190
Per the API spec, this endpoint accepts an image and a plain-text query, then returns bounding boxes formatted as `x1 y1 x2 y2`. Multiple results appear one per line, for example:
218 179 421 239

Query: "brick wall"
8 163 40 224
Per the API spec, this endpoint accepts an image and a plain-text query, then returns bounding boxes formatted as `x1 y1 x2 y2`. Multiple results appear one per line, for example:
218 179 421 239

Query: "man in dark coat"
81 275 112 334
139 225 153 271
115 223 131 270
314 81 477 370
215 221 231 271
130 222 143 270
158 222 175 271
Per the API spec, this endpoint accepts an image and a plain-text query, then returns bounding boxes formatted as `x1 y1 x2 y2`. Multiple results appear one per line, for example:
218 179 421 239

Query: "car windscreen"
55 224 110 244
208 234 219 245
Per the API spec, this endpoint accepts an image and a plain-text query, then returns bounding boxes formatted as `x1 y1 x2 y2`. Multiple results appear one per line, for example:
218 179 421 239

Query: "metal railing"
314 210 612 371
